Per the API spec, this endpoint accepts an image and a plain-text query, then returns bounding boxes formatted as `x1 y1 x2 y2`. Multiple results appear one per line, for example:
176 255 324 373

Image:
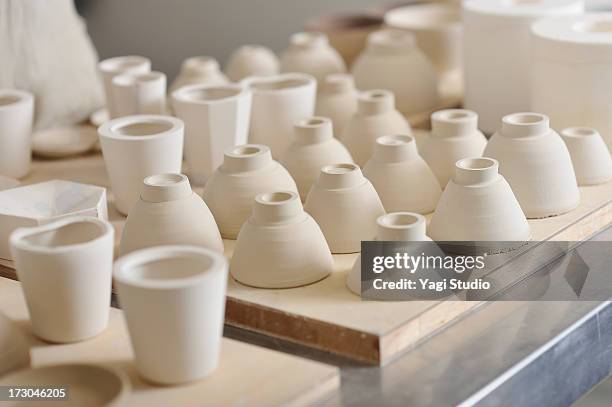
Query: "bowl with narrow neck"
560 127 612 186
0 89 34 179
315 73 358 136
225 45 279 82
170 56 228 92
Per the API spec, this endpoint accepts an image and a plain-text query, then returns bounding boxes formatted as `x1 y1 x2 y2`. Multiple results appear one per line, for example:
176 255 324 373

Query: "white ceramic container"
341 89 411 166
225 45 279 82
531 14 612 150
281 117 353 200
560 127 612 186
10 217 114 343
363 135 441 214
463 0 585 134
114 245 228 385
351 29 438 116
304 163 385 253
0 180 107 261
231 191 333 288
484 112 580 218
314 73 358 136
0 89 34 179
111 71 167 117
98 115 184 215
279 32 347 84
170 56 229 92
171 84 252 185
0 312 30 376
32 125 98 158
202 144 298 239
421 109 488 186
242 73 316 158
429 158 531 242
120 174 223 255
98 56 151 119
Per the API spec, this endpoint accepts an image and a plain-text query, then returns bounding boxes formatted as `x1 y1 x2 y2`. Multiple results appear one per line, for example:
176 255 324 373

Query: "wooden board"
2 153 612 365
0 278 339 407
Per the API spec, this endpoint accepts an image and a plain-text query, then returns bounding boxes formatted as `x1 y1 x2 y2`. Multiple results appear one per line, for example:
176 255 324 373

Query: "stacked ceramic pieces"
242 73 316 158
351 29 438 117
231 191 333 288
315 73 358 136
98 56 151 119
111 71 167 117
305 163 385 254
279 32 347 84
462 0 585 134
341 89 411 166
429 157 531 244
170 56 228 93
560 127 612 186
421 109 487 186
363 135 441 214
225 45 279 81
120 174 223 255
484 112 579 218
171 83 252 185
0 89 34 179
281 117 353 201
202 144 298 239
531 14 612 150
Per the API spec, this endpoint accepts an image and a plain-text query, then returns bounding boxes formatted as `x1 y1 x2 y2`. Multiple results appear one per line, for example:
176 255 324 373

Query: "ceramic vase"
171 84 252 185
279 32 347 85
225 45 279 82
560 127 612 186
314 73 358 136
111 71 167 117
463 0 584 134
170 56 229 93
98 56 151 119
231 191 333 288
242 73 316 158
202 144 298 239
10 217 114 343
98 115 184 215
281 117 353 201
0 89 34 179
363 135 441 214
429 157 531 242
304 163 385 253
351 29 438 116
421 109 488 186
484 112 580 218
114 245 228 384
120 174 223 255
341 89 411 166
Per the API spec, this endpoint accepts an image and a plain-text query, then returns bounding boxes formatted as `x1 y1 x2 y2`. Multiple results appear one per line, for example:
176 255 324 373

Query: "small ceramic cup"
98 56 151 119
111 71 167 117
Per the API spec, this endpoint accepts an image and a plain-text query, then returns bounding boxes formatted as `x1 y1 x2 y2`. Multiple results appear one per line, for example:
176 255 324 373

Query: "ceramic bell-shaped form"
363 135 441 214
341 89 411 166
429 158 530 243
560 127 612 186
170 56 229 92
484 113 580 218
202 144 298 239
231 191 333 288
279 32 346 85
352 29 438 116
421 109 488 186
120 174 223 255
315 73 358 136
281 117 353 201
305 163 385 253
224 45 280 82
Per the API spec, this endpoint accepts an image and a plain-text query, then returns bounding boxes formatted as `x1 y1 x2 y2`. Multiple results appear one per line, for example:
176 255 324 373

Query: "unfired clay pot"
560 127 612 186
314 73 358 136
304 163 385 253
0 89 34 179
421 109 487 186
98 55 151 119
484 112 579 218
202 144 298 239
120 174 223 255
341 89 411 166
281 117 353 201
363 135 441 214
231 191 333 288
111 71 167 117
170 56 229 93
225 45 280 82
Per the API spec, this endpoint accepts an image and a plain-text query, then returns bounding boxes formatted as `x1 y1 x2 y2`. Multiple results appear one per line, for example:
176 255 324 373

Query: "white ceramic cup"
98 56 151 119
10 217 115 343
0 89 34 179
111 71 167 117
114 245 228 385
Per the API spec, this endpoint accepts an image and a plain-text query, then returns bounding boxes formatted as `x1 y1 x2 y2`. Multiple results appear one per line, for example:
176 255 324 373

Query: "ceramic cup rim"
112 71 166 87
240 73 316 94
99 114 183 141
98 55 150 74
0 89 34 110
171 83 249 105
